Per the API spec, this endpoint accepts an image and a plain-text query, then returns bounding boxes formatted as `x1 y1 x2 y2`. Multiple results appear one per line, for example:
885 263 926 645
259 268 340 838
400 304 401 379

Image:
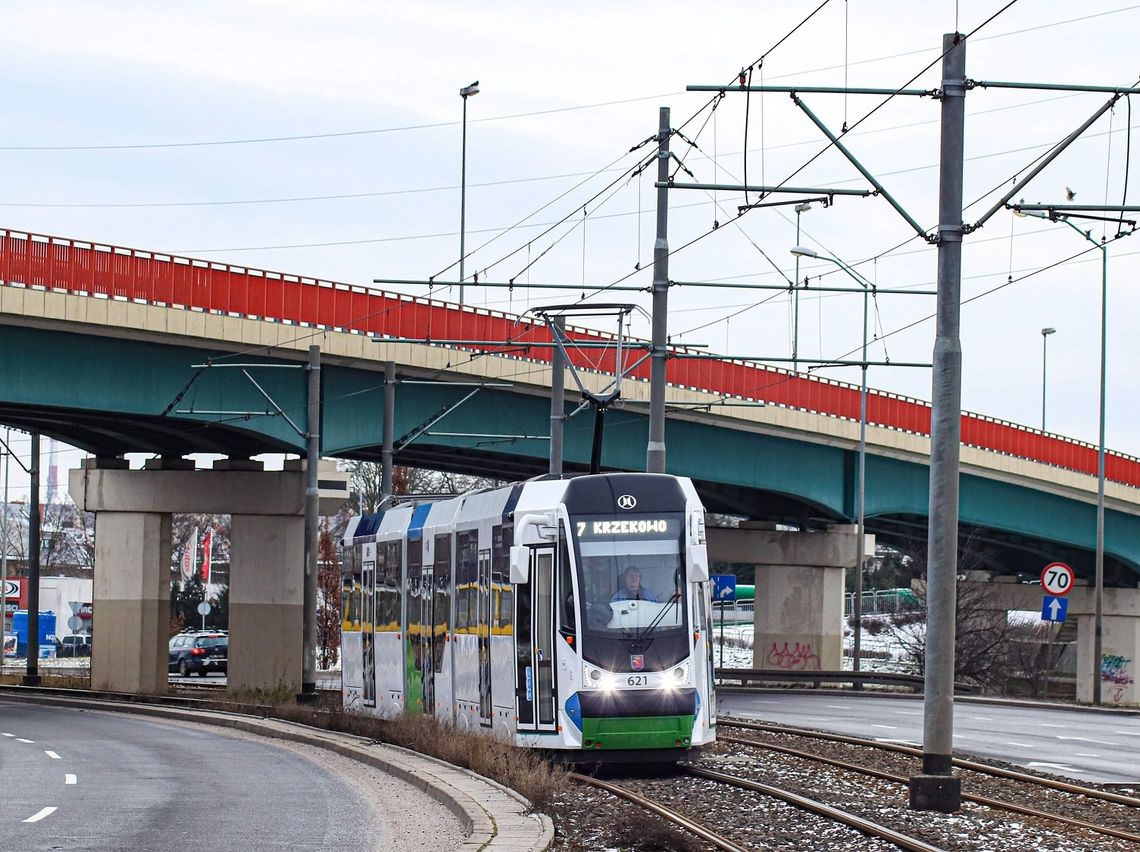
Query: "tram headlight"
584 664 615 691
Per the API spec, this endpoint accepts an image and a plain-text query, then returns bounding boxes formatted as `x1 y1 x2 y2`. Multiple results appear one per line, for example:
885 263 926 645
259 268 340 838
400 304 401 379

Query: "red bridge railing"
3 227 1137 488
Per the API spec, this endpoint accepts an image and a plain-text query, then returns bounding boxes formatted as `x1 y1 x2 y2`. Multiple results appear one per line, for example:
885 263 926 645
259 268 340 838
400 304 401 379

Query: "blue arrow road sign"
1042 595 1068 623
711 574 737 602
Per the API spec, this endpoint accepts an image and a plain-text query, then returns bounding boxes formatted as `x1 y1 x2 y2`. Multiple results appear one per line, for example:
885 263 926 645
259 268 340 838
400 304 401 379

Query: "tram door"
361 542 377 708
419 546 435 715
478 548 493 727
515 546 556 733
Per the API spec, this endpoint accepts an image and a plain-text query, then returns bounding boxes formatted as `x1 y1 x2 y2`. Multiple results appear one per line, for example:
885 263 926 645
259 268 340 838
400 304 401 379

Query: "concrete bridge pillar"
706 523 872 671
964 578 1140 705
89 512 171 694
70 460 348 698
1076 598 1140 706
228 514 305 694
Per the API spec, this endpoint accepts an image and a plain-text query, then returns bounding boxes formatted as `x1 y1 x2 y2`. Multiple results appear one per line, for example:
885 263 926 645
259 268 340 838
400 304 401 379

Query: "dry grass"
0 671 91 690
261 701 567 811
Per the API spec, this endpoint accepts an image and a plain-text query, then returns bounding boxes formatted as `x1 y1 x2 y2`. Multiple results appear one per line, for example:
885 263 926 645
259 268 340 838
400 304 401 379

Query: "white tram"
340 472 717 758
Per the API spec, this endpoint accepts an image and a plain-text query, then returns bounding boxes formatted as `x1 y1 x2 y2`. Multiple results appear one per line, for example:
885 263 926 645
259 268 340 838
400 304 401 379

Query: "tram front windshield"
572 513 687 637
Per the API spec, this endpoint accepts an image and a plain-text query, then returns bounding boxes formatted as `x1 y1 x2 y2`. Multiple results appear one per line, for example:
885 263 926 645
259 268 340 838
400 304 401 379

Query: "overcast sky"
2 0 1139 498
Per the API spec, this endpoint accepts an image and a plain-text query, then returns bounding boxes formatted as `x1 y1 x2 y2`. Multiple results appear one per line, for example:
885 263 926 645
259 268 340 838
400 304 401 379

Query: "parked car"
58 635 92 657
168 631 228 677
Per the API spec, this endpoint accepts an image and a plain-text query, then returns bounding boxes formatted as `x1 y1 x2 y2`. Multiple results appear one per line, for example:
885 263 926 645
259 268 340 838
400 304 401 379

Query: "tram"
340 472 717 759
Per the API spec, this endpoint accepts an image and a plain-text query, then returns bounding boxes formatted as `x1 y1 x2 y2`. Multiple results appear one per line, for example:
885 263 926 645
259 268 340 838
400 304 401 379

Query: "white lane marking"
894 710 921 715
16 738 34 743
44 750 61 760
1 732 13 737
826 705 852 710
23 807 57 823
1116 731 1140 737
1027 761 1074 771
871 724 897 729
1039 723 1066 729
876 737 921 746
1075 753 1103 758
65 774 77 785
967 716 993 721
1006 742 1034 748
1057 736 1116 746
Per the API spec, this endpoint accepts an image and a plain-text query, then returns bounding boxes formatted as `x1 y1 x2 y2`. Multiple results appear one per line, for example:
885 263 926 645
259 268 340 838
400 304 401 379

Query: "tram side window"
407 537 423 663
456 530 478 633
342 544 360 630
377 540 401 631
558 523 575 632
491 525 513 634
434 534 452 668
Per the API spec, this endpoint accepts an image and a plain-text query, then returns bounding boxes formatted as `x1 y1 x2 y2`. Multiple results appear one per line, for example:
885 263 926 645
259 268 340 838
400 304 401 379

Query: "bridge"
3 227 1138 704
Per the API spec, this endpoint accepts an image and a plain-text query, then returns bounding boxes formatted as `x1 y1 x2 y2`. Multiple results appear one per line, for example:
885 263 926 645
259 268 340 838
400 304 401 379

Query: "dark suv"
168 631 228 677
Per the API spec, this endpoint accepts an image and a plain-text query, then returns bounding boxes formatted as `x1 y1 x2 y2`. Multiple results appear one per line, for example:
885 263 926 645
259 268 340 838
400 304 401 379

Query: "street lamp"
459 80 480 306
792 202 812 370
1015 208 1108 705
791 245 872 675
1040 327 1056 431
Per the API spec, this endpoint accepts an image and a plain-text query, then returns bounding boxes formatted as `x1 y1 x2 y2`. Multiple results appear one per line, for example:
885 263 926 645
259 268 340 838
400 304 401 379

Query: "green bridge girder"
4 323 1138 583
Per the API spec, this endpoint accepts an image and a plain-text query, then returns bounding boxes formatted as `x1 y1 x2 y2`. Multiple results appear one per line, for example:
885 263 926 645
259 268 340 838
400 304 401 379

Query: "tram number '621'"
627 675 647 686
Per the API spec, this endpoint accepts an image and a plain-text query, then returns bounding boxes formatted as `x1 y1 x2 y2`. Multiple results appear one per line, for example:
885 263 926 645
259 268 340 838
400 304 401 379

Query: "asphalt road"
0 701 386 851
717 690 1140 784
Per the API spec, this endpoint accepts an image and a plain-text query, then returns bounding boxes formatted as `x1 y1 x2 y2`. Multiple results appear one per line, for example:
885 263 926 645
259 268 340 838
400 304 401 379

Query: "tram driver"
611 566 658 602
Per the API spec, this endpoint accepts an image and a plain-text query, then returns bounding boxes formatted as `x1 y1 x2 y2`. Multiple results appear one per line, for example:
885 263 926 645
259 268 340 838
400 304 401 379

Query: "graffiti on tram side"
1101 654 1134 704
766 641 821 671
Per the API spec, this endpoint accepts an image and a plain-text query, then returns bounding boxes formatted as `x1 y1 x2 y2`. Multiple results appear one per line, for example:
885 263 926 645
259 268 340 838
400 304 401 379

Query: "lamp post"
1040 327 1056 431
458 80 479 306
792 202 812 371
791 246 871 674
1015 209 1108 705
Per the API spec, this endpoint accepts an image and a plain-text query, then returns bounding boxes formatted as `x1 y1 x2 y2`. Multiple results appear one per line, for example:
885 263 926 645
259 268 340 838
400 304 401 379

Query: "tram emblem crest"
617 494 637 510
630 654 645 671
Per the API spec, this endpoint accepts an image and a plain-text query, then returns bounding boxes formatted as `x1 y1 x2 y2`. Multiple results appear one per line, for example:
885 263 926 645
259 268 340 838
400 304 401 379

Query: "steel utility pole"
646 106 670 474
299 345 321 701
23 432 41 686
382 361 396 506
910 32 965 813
549 316 565 475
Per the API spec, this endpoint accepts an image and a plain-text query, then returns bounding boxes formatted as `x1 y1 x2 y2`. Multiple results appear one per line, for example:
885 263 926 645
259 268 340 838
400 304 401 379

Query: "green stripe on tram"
581 714 695 750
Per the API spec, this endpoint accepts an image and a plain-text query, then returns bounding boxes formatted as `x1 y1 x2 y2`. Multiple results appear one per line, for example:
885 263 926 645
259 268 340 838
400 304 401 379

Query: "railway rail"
571 767 947 852
719 718 1140 846
569 772 745 852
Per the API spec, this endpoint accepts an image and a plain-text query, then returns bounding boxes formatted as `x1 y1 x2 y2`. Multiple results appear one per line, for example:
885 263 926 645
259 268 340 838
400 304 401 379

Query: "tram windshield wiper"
634 591 682 644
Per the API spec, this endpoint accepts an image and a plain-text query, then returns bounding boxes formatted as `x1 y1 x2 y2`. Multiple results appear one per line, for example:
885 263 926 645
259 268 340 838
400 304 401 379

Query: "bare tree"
341 461 496 515
316 518 341 670
3 498 95 571
885 532 1023 693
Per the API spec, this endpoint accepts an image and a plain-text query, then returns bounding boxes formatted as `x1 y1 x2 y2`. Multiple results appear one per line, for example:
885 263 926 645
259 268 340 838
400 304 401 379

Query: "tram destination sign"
575 517 681 539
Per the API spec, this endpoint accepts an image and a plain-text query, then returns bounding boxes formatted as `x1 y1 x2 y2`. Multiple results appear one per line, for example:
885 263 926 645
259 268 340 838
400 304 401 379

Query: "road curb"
0 688 553 852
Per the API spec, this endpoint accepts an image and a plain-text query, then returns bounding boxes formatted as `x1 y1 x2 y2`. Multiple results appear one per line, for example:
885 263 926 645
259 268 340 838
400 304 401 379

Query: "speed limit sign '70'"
1040 562 1075 597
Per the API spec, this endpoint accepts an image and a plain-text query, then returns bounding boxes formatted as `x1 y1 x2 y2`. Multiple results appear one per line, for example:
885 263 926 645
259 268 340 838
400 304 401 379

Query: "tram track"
568 772 746 852
681 765 946 852
571 767 947 852
719 719 1140 846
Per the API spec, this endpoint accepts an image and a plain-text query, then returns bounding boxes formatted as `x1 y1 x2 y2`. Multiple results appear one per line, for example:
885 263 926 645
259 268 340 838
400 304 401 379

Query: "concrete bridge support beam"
707 523 871 672
228 514 305 695
89 512 171 694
